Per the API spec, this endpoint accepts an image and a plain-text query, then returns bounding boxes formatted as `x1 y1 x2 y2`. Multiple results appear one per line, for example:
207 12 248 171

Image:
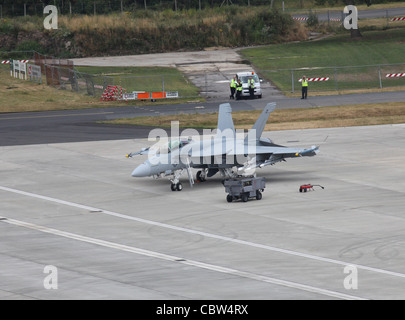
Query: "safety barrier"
298 77 329 82
122 91 179 101
391 17 405 21
101 85 127 102
386 73 405 78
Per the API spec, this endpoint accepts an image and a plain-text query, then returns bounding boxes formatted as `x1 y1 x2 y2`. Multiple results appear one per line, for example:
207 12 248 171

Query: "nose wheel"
170 183 183 191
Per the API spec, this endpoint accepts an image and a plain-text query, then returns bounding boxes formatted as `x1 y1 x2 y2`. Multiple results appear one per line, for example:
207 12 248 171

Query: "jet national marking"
127 102 319 191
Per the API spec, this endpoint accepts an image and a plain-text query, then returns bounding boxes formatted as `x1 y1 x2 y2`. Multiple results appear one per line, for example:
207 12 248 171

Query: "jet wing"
236 145 319 171
254 145 319 157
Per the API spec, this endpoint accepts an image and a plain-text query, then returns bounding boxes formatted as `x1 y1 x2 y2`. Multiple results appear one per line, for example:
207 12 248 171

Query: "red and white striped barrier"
385 73 405 78
299 77 329 82
391 17 405 21
2 60 30 64
293 17 308 21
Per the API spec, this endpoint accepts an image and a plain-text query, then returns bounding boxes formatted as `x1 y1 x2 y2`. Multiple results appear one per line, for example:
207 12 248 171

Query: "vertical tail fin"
245 102 276 143
216 103 235 137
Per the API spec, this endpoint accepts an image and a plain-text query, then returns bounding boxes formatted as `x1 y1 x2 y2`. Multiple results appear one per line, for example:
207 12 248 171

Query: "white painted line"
1 185 405 280
0 216 365 300
0 112 114 121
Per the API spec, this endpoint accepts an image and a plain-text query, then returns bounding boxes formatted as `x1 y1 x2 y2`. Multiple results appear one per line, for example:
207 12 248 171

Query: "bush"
15 40 44 53
306 10 319 27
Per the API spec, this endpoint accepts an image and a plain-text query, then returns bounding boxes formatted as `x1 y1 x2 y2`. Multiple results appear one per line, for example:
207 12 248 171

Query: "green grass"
102 102 405 130
240 28 405 92
76 66 200 97
0 65 202 113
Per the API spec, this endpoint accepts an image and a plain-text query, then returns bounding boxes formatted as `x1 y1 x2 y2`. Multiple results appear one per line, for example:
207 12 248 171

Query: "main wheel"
196 170 206 182
241 193 248 202
256 191 262 200
226 195 233 203
171 184 176 191
176 183 183 191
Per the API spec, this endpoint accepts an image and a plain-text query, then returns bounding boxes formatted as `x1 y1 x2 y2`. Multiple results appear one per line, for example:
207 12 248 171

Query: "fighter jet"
126 102 319 191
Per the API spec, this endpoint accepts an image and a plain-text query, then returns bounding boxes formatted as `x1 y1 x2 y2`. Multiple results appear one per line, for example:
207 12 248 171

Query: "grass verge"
0 66 203 113
240 28 405 93
102 102 405 131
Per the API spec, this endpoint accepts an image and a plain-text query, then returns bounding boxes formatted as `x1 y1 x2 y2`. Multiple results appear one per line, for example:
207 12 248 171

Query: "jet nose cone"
132 163 151 177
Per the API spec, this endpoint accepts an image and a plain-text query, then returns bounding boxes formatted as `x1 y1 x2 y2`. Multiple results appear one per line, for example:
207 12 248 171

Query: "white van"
236 71 262 99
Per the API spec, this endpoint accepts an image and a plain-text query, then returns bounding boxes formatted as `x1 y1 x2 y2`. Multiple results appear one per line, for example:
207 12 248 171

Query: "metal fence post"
378 65 383 89
291 70 294 93
334 66 338 91
205 71 208 97
162 75 165 92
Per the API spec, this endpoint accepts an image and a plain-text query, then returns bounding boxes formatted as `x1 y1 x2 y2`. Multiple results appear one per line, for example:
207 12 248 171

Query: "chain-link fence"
288 7 405 27
263 63 405 93
3 50 405 98
41 65 197 98
0 0 284 17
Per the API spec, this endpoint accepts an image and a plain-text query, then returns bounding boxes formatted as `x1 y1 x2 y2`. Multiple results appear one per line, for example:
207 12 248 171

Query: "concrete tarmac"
1 124 405 300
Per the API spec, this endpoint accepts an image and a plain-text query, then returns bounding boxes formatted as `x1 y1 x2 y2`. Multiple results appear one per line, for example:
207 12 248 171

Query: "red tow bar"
299 184 324 192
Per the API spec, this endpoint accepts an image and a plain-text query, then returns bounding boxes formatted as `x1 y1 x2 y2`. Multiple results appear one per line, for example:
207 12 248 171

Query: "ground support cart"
224 176 266 202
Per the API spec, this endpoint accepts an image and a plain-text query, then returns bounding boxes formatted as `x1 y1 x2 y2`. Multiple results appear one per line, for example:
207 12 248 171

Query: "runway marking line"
0 112 114 121
0 215 364 300
1 185 405 281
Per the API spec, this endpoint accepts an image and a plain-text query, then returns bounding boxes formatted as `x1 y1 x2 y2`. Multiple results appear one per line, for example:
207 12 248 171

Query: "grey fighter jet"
127 102 319 191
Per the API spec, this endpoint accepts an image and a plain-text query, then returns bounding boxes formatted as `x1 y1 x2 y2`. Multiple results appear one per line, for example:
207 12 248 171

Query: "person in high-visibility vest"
301 75 308 99
229 76 237 99
236 79 243 100
248 76 255 99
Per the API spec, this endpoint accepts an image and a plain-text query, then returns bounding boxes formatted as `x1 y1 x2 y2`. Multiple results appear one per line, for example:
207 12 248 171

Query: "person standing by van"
301 75 308 99
248 76 255 99
236 79 243 100
229 76 237 99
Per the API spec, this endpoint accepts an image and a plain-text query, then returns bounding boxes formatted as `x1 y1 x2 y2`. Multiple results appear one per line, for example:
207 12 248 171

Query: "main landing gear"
196 169 207 183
